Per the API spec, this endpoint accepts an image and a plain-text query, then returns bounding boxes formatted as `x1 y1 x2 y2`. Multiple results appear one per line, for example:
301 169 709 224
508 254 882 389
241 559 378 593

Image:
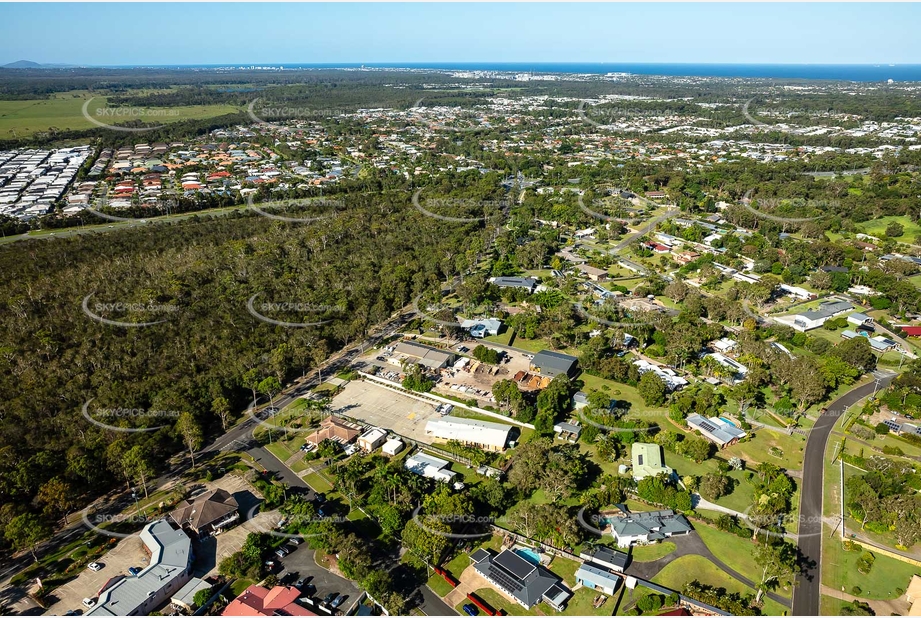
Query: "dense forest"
0 192 495 547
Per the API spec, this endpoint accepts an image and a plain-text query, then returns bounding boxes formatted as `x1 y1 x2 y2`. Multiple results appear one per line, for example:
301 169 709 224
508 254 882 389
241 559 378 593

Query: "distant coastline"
84 62 921 82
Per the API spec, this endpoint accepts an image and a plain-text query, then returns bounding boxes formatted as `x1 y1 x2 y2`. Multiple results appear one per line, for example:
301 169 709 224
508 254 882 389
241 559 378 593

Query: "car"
462 603 479 616
64 610 81 616
88 562 103 572
331 594 346 609
275 548 288 559
315 493 326 503
295 578 306 589
323 592 338 605
302 583 316 597
127 566 142 576
82 598 96 609
289 537 301 546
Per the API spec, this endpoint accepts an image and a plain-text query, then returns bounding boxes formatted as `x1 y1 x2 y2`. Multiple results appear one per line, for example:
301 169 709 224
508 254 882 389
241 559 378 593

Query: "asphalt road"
792 371 894 616
608 208 680 254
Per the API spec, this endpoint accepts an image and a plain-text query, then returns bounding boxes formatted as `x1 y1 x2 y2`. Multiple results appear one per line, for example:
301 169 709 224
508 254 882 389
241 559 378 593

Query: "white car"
88 562 103 572
82 598 96 609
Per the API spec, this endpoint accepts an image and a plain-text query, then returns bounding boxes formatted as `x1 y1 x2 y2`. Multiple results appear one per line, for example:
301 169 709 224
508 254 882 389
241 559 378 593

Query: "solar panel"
494 550 536 580
488 564 524 593
697 419 719 433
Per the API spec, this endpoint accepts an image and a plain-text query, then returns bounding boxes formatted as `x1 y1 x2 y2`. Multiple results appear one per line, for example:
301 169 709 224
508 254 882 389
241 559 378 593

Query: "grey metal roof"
87 520 191 617
531 350 578 373
470 549 566 609
581 546 629 569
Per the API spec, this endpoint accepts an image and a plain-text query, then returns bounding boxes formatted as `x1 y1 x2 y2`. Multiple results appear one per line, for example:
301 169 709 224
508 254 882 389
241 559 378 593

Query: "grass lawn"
302 471 334 492
229 578 255 597
427 572 455 598
694 524 792 600
858 215 921 240
722 429 807 470
265 439 300 463
821 594 848 616
547 555 581 585
821 530 921 600
460 586 615 616
652 555 788 616
630 541 676 562
483 329 515 346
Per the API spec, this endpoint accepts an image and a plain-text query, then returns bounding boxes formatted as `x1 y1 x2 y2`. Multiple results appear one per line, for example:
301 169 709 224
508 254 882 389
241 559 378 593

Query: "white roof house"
424 416 512 451
87 520 192 617
847 312 873 326
357 427 387 452
404 452 456 483
382 438 404 456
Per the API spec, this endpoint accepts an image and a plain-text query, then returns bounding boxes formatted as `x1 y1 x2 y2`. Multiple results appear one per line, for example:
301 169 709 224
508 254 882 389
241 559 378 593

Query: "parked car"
88 562 103 572
127 566 142 576
462 603 479 616
331 594 346 609
315 493 326 503
295 578 306 589
82 598 96 609
275 548 288 559
323 592 338 605
288 537 301 546
302 583 316 597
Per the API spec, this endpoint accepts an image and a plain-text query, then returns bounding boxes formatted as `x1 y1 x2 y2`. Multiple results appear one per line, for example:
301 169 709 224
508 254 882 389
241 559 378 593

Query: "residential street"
792 370 895 616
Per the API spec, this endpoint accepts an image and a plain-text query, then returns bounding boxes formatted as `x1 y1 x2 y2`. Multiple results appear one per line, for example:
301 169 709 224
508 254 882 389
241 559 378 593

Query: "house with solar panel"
469 548 572 611
686 414 747 448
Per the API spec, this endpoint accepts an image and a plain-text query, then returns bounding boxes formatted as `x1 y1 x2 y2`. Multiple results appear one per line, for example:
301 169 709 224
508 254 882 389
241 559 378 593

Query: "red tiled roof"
222 585 315 616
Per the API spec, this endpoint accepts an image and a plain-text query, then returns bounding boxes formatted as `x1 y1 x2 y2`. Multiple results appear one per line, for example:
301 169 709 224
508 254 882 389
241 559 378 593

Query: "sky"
1 3 919 66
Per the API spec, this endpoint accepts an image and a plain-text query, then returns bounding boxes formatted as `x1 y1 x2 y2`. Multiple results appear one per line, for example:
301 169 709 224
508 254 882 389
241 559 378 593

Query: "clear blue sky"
1 3 918 66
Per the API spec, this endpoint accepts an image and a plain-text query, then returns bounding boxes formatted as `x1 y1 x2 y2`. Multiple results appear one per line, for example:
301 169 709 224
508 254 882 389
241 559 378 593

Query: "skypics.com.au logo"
81 398 181 433
246 194 344 224
81 98 179 133
245 504 349 541
82 292 179 328
411 189 506 224
410 508 508 540
247 98 349 131
247 294 343 328
738 189 831 225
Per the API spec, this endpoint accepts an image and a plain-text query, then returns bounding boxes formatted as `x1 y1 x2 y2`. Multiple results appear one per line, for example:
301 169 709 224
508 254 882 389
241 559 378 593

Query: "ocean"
139 62 921 83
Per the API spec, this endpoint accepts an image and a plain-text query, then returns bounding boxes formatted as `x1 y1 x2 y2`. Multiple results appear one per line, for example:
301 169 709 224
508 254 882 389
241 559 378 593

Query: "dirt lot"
331 379 442 443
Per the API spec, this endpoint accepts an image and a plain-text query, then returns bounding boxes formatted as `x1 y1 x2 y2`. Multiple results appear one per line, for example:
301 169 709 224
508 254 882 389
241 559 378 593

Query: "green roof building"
631 443 673 481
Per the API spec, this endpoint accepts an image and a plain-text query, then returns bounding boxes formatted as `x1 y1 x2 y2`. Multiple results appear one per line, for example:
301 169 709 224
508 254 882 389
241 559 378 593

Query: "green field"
630 541 676 562
857 215 921 241
0 91 240 138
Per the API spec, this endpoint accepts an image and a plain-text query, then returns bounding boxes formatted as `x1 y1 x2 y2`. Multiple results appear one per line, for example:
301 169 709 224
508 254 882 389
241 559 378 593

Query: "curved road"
792 370 895 616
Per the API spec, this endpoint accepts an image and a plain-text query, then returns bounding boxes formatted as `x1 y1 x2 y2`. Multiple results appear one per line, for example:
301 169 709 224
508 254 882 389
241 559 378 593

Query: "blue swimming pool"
514 547 542 565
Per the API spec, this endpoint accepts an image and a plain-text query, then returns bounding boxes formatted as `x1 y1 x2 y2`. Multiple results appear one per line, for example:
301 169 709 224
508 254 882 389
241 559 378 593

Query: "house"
171 578 213 612
577 263 609 282
357 427 387 452
490 276 538 293
818 299 854 316
606 509 693 548
869 336 899 352
779 284 814 301
900 326 921 337
707 353 749 382
790 310 832 332
86 521 193 617
404 452 457 483
645 191 666 200
553 421 582 442
393 340 456 370
633 359 688 391
222 585 314 616
469 548 571 611
424 416 513 451
461 318 503 338
847 312 874 328
575 563 622 595
711 338 737 354
305 416 363 446
631 443 674 481
381 438 404 456
686 414 747 447
579 545 629 573
169 489 240 536
530 350 579 378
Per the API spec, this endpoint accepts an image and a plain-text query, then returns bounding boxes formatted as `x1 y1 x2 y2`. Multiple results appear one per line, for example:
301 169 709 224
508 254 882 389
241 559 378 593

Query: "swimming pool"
514 547 542 565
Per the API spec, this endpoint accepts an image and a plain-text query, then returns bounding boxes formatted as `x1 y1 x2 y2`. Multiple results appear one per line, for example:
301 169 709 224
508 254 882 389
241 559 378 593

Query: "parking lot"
332 379 442 443
44 534 148 616
274 543 361 615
